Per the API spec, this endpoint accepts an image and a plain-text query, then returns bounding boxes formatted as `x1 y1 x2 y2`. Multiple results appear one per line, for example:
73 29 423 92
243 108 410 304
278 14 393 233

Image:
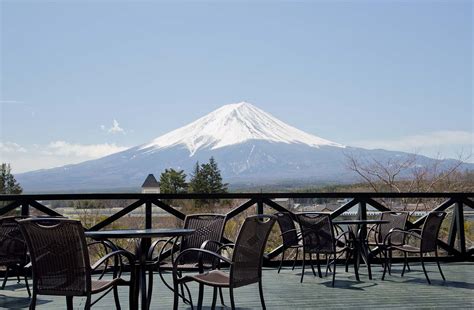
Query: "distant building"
141 174 160 193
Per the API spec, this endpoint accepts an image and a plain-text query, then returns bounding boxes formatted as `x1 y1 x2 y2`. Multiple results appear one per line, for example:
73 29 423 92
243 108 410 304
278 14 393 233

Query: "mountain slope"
16 102 472 192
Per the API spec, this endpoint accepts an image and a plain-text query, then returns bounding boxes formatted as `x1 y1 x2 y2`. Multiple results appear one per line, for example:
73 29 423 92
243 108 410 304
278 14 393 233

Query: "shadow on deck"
1 262 473 309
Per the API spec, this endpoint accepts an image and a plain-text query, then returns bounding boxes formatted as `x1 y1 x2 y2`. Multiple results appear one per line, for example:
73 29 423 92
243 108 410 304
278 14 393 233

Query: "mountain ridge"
15 102 472 192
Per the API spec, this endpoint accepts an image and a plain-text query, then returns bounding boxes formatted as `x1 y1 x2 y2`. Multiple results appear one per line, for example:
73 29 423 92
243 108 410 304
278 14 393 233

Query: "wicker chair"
0 216 30 296
274 212 302 273
296 212 350 286
17 218 135 310
147 214 227 304
382 211 447 284
172 214 276 310
366 211 409 273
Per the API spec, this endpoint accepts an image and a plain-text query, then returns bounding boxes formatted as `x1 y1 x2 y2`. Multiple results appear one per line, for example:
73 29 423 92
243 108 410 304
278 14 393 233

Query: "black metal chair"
17 218 135 310
296 212 350 286
382 211 447 284
274 212 302 273
366 211 409 273
172 214 276 310
147 214 227 305
0 216 31 296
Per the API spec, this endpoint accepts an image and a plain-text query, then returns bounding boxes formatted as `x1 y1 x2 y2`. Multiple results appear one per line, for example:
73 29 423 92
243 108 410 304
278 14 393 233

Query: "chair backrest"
377 212 409 244
230 215 276 288
296 212 335 254
0 216 29 266
17 218 91 296
274 212 299 248
420 211 446 252
179 214 227 264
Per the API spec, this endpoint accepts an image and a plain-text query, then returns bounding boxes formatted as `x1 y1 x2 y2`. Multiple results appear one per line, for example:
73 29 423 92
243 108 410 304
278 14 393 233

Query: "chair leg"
211 287 217 310
66 296 73 310
332 254 336 287
173 281 180 310
435 249 446 281
84 296 92 310
113 285 121 310
197 284 204 310
345 249 350 272
292 249 298 270
309 254 317 277
219 287 225 306
381 250 388 280
29 292 37 310
316 253 322 278
388 250 393 275
147 268 154 308
24 273 31 297
229 287 236 310
420 253 431 284
300 251 306 283
278 248 285 273
1 266 9 289
401 252 408 277
258 280 266 310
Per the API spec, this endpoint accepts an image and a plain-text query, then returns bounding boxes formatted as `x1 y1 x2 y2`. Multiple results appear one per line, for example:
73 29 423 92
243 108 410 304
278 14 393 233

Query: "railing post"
257 197 264 215
21 200 29 216
145 200 152 229
455 200 466 256
358 199 367 237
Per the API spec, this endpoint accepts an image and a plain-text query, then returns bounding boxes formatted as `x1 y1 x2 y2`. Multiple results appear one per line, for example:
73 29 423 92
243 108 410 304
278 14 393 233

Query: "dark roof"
141 174 160 188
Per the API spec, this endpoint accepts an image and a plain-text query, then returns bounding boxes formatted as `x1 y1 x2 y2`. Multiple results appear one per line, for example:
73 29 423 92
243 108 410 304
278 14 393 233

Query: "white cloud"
100 124 106 130
108 119 125 134
45 141 128 158
353 130 473 150
0 142 27 153
352 130 473 161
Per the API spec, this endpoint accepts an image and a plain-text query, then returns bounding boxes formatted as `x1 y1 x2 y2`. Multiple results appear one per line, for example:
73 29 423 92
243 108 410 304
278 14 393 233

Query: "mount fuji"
16 102 469 192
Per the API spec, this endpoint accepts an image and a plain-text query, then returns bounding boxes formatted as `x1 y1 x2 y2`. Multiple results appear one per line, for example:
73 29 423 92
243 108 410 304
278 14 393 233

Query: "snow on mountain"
140 102 344 155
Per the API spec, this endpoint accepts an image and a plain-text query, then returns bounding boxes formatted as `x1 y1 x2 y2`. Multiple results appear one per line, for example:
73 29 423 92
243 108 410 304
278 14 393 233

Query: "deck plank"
1 262 473 309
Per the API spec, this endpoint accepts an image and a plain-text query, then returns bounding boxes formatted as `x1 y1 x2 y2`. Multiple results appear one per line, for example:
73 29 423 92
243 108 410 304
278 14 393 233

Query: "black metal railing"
1 192 473 263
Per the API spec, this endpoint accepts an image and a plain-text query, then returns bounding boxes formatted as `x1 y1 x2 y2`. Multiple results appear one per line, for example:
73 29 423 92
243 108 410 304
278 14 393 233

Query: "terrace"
1 192 473 309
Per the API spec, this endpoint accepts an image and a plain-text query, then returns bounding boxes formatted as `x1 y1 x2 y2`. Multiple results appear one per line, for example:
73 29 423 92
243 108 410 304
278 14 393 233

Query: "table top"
333 219 389 225
85 228 195 239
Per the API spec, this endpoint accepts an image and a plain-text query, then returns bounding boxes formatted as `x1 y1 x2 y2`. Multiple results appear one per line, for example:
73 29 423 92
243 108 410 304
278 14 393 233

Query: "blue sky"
1 0 472 173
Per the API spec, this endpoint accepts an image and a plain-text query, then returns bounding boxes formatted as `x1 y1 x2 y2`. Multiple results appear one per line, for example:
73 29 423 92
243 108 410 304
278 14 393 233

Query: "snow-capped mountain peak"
140 101 344 155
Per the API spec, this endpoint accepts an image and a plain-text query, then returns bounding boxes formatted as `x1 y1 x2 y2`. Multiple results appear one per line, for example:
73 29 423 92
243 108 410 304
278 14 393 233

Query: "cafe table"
332 219 388 281
85 228 194 310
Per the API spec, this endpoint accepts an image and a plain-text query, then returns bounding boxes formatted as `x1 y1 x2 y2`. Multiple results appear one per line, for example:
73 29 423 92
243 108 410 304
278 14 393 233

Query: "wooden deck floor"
1 262 473 309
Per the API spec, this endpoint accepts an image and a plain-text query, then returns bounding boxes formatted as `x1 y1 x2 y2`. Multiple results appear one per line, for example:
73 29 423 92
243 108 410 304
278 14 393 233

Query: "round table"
332 219 389 281
85 228 195 310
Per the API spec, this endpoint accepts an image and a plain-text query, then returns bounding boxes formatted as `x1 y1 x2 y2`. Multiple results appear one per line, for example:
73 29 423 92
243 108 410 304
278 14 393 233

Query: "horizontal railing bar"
1 192 473 201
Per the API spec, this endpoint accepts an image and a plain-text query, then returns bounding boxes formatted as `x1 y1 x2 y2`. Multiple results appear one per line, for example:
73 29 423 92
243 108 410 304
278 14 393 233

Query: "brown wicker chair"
382 211 447 284
0 216 30 296
17 218 135 310
172 214 276 310
296 212 350 286
147 214 227 304
274 212 302 273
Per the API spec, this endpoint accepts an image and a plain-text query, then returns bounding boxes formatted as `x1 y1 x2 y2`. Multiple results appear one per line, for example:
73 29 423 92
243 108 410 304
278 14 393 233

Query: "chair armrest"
147 238 171 260
91 249 135 271
383 228 422 246
173 248 233 278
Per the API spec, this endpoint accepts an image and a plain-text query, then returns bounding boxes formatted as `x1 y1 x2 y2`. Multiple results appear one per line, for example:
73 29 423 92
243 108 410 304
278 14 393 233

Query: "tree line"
159 157 228 195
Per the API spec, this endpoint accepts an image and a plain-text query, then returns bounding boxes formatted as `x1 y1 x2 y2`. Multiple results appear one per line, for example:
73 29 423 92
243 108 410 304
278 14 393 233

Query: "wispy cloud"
0 100 24 104
0 142 27 153
352 130 472 151
107 119 125 134
44 141 128 158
